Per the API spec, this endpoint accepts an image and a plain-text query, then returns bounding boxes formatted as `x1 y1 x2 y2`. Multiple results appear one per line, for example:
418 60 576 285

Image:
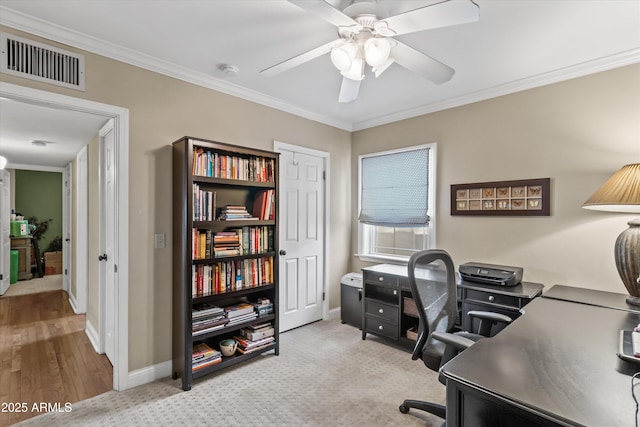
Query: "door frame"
273 141 331 321
0 82 130 391
62 163 72 294
75 146 89 314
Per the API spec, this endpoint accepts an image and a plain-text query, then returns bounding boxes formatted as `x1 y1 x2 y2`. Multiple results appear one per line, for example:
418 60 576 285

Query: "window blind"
359 147 430 226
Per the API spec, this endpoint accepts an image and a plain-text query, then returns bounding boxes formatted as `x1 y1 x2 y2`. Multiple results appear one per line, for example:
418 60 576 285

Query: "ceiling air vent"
0 32 85 91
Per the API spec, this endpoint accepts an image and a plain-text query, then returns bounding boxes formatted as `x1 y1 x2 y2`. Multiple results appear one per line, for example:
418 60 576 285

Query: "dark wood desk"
361 264 543 344
543 284 639 313
441 297 640 426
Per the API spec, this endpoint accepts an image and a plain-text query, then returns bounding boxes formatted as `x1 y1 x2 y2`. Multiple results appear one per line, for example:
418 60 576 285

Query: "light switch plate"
154 233 165 249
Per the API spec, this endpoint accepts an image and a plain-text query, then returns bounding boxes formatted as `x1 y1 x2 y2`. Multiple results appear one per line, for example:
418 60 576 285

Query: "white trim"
68 291 79 314
273 141 331 322
127 360 172 389
85 318 100 353
75 146 88 314
327 307 341 321
0 81 130 391
62 163 72 294
3 7 638 132
7 163 65 173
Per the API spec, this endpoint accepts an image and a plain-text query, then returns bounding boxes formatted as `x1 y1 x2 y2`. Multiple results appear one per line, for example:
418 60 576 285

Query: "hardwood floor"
0 290 112 426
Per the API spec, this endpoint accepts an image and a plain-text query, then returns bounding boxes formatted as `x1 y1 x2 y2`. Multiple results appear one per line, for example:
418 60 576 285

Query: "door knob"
65 238 70 242
98 254 108 261
279 250 286 256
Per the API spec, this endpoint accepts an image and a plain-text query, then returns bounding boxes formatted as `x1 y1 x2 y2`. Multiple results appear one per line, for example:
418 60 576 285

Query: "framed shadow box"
451 177 550 216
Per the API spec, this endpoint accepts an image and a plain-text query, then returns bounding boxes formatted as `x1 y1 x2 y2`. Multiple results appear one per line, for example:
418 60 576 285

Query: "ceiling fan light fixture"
340 56 365 81
364 37 390 67
330 42 357 72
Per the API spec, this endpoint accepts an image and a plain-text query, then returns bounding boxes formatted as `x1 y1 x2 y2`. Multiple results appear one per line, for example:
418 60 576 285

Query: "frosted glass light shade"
583 163 640 213
340 57 365 81
0 155 6 170
364 37 391 67
330 42 358 72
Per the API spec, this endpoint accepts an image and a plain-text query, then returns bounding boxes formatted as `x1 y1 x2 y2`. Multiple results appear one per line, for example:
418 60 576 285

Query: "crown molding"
0 7 354 131
352 48 640 131
2 6 638 133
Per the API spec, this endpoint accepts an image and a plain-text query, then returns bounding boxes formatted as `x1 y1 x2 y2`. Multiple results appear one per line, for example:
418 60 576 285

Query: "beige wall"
0 27 352 372
352 63 640 294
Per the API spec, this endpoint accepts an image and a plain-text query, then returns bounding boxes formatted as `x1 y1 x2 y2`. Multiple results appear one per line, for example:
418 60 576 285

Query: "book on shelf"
192 147 275 182
218 205 255 221
192 183 216 221
253 189 275 221
240 325 274 341
192 303 224 319
236 342 274 355
225 302 255 318
191 342 222 371
227 312 258 326
233 335 276 354
192 257 275 296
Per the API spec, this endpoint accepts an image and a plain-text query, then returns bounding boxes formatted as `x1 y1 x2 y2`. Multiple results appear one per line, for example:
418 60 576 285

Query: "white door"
100 120 116 364
277 147 325 332
62 164 72 293
0 170 10 296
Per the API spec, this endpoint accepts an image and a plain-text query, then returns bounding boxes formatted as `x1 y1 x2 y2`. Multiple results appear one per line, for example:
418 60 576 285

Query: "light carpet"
16 319 445 426
1 274 63 297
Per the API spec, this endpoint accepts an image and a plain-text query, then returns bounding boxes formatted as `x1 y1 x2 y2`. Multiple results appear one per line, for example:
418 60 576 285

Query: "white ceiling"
0 0 639 168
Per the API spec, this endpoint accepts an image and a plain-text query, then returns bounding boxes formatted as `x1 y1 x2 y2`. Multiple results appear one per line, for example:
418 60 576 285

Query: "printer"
459 262 523 287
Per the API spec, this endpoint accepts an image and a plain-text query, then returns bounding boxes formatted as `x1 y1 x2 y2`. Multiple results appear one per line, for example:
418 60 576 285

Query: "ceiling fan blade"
390 41 454 84
261 39 342 77
288 0 362 31
338 77 361 103
376 0 479 36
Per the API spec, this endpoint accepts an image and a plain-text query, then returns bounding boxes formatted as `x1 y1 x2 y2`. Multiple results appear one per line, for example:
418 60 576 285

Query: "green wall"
14 170 62 254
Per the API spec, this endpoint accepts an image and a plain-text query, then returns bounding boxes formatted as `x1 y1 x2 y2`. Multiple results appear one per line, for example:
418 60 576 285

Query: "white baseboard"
68 293 79 314
85 319 100 353
327 307 341 320
127 360 172 389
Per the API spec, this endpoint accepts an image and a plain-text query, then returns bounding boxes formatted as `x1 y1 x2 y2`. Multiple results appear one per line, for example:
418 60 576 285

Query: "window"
357 144 436 262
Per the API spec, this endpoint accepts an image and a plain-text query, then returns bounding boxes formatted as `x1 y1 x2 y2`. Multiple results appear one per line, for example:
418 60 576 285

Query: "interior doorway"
0 81 130 391
274 141 330 332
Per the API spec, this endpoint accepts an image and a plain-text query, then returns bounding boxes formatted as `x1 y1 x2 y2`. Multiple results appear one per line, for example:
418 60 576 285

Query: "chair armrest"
467 310 512 324
467 310 512 336
432 331 475 352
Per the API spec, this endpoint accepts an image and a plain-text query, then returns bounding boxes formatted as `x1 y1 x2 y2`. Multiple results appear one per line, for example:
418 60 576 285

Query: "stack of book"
233 333 276 355
252 298 274 317
225 302 257 326
192 342 222 372
192 303 228 336
240 322 274 341
213 231 241 257
218 205 254 221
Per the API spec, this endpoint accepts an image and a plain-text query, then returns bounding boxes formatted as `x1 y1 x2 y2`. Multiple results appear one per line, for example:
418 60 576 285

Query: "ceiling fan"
261 0 480 103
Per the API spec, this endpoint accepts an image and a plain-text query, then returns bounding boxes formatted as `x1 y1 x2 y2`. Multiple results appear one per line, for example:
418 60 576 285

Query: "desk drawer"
466 289 521 309
365 298 398 323
364 271 398 287
365 316 399 340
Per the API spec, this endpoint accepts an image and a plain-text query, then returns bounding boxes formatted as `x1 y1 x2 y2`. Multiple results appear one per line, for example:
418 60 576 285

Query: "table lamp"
582 163 640 305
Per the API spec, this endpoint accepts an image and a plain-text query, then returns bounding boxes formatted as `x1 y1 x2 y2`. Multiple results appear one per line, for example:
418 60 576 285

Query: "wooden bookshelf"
172 136 279 391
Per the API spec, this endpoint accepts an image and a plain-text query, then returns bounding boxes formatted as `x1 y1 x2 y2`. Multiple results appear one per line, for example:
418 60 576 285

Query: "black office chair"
398 249 511 424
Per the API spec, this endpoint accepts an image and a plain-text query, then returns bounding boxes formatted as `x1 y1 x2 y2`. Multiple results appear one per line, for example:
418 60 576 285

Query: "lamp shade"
582 163 640 213
364 37 391 67
330 42 358 72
